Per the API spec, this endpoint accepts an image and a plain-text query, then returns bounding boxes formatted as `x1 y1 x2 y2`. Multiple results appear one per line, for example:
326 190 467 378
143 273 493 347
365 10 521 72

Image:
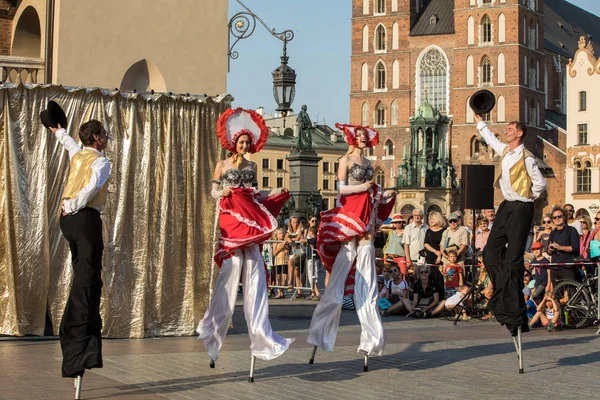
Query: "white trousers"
197 245 293 361
307 241 384 355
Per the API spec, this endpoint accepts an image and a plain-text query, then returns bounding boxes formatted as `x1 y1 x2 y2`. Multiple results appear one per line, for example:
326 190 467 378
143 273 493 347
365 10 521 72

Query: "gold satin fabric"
0 84 230 338
62 149 109 207
493 147 533 199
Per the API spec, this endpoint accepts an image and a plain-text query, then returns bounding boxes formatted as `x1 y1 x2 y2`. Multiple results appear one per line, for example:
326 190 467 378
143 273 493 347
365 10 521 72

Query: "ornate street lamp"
228 0 296 117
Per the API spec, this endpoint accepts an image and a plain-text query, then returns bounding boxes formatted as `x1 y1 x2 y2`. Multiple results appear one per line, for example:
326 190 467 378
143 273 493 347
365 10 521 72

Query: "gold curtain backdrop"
0 84 229 338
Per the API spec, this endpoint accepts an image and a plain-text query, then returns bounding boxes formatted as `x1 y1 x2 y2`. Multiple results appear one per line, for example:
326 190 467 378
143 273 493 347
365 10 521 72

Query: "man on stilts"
45 102 111 398
474 113 546 373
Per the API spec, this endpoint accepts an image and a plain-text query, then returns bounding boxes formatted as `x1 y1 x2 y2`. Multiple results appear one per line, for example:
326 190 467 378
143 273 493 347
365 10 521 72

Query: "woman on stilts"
196 108 293 379
308 123 396 368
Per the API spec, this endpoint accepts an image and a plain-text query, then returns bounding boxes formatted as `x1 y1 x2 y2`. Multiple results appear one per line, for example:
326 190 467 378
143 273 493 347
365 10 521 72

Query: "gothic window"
418 47 448 112
530 101 537 126
468 16 475 45
576 161 591 192
376 24 386 51
361 63 368 91
529 60 536 88
391 100 398 125
497 95 506 122
362 25 369 52
362 102 369 125
385 139 394 156
392 0 398 12
376 101 385 126
481 56 492 85
392 22 399 49
481 15 492 44
498 53 505 84
578 123 588 145
376 61 386 90
376 168 385 186
466 96 474 123
498 13 506 43
392 60 400 88
377 0 385 14
467 55 474 85
524 98 529 123
366 147 374 157
363 0 369 15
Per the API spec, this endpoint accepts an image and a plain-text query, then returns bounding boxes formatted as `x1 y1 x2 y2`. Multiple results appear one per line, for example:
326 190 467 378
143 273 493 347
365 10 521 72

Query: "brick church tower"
350 0 563 216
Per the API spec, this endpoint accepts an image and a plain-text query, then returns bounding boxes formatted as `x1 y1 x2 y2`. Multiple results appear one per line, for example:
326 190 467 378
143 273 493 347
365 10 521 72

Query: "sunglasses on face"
524 274 530 277
420 271 430 275
391 269 399 273
595 217 600 222
543 221 552 224
552 215 563 219
449 220 458 223
566 209 574 213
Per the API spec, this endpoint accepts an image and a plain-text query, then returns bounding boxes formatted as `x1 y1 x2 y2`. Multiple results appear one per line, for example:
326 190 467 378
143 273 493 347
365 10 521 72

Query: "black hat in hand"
40 100 68 129
469 90 496 115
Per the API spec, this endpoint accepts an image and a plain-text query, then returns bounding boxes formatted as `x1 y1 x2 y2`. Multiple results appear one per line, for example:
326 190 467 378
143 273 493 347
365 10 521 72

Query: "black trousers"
483 200 533 329
59 208 104 378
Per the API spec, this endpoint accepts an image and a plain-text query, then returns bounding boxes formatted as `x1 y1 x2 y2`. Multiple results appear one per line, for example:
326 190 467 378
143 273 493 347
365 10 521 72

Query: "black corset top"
348 163 374 184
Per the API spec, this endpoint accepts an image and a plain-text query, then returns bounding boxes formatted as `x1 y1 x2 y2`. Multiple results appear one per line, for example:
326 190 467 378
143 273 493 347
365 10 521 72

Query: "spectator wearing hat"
529 242 549 302
403 208 428 271
440 212 469 265
384 214 406 268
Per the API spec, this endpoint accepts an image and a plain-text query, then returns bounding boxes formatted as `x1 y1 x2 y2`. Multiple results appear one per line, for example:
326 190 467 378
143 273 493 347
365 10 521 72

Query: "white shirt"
55 128 111 214
569 219 583 235
402 221 428 261
477 121 546 202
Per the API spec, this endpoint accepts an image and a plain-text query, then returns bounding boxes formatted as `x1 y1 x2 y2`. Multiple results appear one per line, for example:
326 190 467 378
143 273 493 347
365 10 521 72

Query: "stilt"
74 375 82 400
309 345 317 364
363 355 368 372
517 327 524 374
248 356 256 383
209 360 215 369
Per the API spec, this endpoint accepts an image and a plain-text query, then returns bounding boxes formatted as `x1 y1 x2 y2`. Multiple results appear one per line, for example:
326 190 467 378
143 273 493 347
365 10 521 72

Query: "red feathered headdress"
335 123 379 148
216 108 269 154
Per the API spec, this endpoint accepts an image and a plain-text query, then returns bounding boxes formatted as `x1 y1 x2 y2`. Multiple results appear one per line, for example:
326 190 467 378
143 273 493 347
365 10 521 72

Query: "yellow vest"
493 147 534 199
61 149 109 208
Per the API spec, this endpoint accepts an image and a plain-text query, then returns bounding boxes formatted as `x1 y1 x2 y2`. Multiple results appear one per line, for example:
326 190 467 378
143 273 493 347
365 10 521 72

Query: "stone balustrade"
0 55 44 84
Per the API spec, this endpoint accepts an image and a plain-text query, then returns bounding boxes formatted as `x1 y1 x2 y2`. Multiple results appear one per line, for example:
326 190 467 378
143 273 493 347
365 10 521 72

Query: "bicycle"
552 262 598 329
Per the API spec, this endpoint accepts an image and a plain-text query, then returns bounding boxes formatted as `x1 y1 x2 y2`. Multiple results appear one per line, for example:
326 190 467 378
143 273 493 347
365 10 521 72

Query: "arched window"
523 18 527 45
498 53 505 84
530 100 537 126
366 147 374 157
417 47 448 112
497 95 506 122
362 102 369 125
535 21 539 49
400 203 415 219
362 25 369 52
375 24 386 51
361 63 369 91
523 55 528 85
427 204 442 215
376 0 385 14
481 15 492 44
466 96 474 123
392 60 400 89
524 98 529 123
392 22 399 49
498 13 506 43
385 139 394 156
467 16 475 45
481 56 492 85
529 59 536 89
471 136 480 159
391 100 399 125
12 6 42 57
376 61 386 90
529 18 535 49
467 55 474 86
376 101 386 126
576 161 592 192
376 168 385 186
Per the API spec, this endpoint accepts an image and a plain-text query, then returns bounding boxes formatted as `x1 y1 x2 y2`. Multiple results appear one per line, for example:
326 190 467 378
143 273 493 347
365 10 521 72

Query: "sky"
227 0 600 127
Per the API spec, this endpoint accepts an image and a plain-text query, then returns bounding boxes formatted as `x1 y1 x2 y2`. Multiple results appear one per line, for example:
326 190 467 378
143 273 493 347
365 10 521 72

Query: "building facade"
565 36 600 216
1 0 228 95
351 0 598 217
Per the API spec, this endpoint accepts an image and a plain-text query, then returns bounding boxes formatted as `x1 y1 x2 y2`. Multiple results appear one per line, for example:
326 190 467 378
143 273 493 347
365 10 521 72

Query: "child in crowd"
431 285 470 319
530 241 550 302
529 295 562 331
271 228 289 299
442 250 463 298
306 226 321 301
382 263 413 316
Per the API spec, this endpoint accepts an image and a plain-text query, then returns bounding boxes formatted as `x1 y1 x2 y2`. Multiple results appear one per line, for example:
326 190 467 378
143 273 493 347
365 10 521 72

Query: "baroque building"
351 0 600 217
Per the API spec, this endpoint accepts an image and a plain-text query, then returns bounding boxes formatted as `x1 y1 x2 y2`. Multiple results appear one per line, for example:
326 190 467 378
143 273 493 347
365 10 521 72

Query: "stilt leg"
74 376 82 400
363 355 368 372
512 336 520 359
209 360 215 369
248 356 256 383
518 327 524 374
309 345 317 364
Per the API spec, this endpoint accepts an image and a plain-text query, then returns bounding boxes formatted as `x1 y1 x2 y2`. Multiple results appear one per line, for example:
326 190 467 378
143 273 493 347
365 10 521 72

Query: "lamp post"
228 0 296 118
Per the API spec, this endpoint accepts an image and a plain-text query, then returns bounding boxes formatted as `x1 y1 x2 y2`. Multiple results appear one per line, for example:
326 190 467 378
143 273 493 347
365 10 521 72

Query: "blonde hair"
427 211 446 228
287 216 303 236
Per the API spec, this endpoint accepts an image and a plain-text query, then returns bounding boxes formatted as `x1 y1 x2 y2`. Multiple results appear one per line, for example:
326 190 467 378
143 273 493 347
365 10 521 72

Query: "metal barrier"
262 240 322 301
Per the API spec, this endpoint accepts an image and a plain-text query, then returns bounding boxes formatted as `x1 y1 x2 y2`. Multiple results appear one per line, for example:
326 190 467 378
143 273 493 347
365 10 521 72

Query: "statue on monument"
295 104 313 152
278 195 296 227
306 191 322 219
